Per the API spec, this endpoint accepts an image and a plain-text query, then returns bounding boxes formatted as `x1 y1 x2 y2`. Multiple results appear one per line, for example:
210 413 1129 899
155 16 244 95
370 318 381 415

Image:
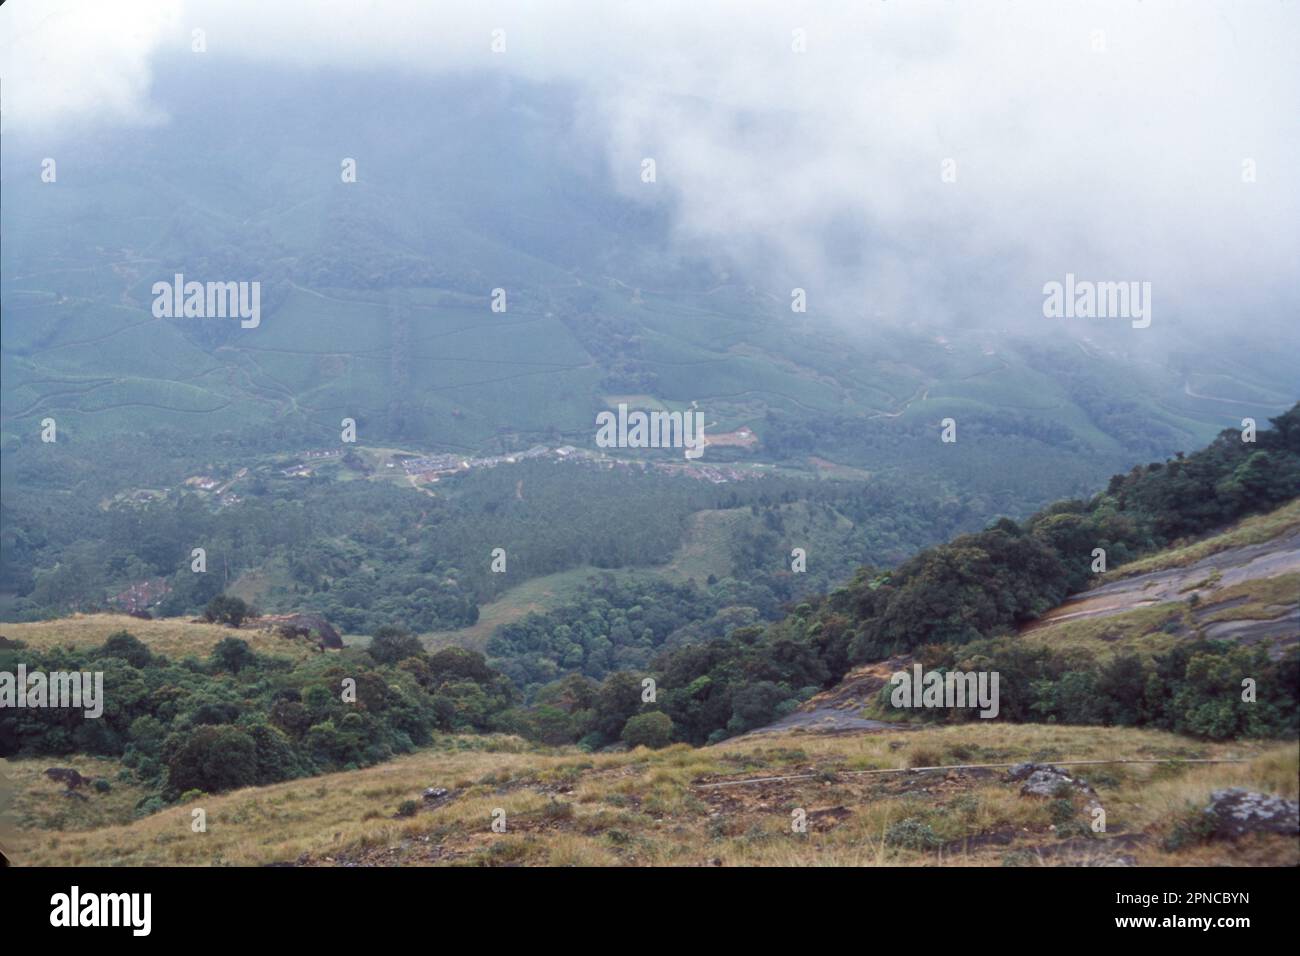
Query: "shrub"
368 626 425 666
209 637 257 674
135 795 166 817
204 594 251 628
621 711 674 749
885 818 941 850
97 631 152 668
541 800 574 822
164 725 258 794
907 748 942 768
1162 808 1218 852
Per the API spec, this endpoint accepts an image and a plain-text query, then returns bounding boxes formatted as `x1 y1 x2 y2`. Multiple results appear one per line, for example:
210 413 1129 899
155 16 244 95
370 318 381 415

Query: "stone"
1203 788 1299 839
44 767 86 789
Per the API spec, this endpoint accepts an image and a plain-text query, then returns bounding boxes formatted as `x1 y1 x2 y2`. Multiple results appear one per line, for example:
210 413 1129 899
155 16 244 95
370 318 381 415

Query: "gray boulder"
1203 788 1299 839
44 767 86 789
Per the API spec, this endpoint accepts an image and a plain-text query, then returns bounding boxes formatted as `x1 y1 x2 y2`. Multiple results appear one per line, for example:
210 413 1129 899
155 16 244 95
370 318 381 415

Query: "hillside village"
122 436 769 506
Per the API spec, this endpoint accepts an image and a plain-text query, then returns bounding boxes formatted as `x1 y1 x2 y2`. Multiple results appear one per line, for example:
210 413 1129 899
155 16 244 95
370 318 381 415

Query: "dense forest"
0 443 982 631
0 627 516 810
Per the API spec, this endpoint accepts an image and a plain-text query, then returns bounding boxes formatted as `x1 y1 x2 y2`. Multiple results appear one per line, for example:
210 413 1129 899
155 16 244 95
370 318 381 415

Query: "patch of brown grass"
9 724 1294 868
2 613 318 662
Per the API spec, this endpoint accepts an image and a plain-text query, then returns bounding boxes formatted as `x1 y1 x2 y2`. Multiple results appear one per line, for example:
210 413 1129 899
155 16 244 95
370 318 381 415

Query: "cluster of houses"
278 452 338 477
110 577 172 614
603 458 758 484
400 444 555 483
393 440 761 486
182 468 249 504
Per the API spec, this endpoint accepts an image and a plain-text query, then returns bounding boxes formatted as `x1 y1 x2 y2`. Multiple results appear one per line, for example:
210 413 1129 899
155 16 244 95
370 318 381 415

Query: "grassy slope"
1097 499 1300 581
418 506 743 652
419 566 623 653
6 724 1294 867
1 613 319 662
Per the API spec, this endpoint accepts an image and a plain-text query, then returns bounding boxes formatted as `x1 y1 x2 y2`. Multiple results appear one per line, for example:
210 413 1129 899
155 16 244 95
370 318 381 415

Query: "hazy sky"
2 0 1297 336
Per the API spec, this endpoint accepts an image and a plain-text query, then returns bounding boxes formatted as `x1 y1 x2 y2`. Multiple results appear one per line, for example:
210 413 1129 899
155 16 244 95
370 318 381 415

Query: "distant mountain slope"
3 64 1296 502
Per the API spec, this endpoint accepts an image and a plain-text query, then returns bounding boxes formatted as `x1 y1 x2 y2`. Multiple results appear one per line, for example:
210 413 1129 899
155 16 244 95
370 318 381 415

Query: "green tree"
368 625 424 665
164 725 258 794
204 594 251 627
621 711 674 749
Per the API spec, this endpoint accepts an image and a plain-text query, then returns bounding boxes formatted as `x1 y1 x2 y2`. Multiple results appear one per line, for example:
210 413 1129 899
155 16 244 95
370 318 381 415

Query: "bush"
210 637 257 674
885 817 941 850
204 594 251 627
164 725 258 794
135 795 166 818
541 799 574 821
368 626 425 666
1162 808 1218 852
907 748 942 768
97 631 152 668
620 711 674 749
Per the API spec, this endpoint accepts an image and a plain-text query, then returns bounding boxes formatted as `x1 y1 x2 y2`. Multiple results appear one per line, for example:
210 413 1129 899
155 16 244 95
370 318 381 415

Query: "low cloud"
3 0 1297 337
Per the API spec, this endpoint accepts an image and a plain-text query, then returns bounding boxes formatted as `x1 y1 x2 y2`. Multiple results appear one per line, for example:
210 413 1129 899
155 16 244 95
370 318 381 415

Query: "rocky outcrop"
264 612 344 649
1007 762 1104 816
1203 788 1299 839
44 767 86 789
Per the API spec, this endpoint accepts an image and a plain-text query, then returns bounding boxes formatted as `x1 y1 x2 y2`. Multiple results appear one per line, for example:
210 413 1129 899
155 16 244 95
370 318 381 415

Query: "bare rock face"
1203 788 1300 839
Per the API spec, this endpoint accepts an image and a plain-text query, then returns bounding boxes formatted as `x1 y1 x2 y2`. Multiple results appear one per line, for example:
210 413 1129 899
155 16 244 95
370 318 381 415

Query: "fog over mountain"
4 0 1298 344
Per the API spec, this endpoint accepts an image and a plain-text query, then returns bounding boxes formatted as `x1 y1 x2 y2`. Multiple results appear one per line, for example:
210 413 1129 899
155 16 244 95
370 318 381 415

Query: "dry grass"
1099 499 1300 581
4 756 148 832
1019 603 1185 659
1197 572 1300 623
7 723 1294 868
1 613 318 662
